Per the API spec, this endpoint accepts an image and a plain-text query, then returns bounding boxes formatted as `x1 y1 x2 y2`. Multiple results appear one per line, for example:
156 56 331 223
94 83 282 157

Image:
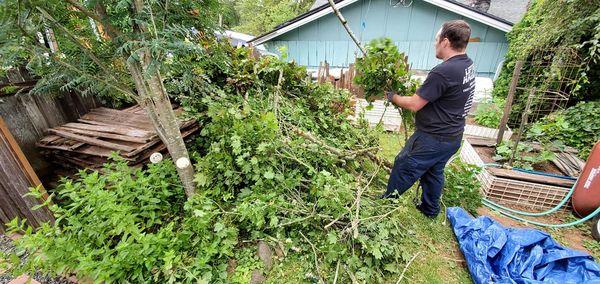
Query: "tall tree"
0 0 222 197
233 0 313 35
219 0 241 28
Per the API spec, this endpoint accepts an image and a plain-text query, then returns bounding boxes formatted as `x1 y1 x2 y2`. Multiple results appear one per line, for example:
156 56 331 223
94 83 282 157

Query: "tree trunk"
126 54 196 198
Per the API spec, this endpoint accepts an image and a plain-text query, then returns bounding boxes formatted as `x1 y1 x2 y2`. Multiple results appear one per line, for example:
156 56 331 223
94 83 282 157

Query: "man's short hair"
439 20 471 51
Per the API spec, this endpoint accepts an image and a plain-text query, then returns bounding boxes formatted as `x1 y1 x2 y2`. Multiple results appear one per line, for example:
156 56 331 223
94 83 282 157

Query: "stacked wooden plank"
552 152 585 177
37 105 199 170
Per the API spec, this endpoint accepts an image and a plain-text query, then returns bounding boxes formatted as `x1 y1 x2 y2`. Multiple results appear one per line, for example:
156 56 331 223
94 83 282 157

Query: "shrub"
493 140 555 171
6 49 421 283
7 158 238 283
473 97 504 128
443 160 482 216
492 0 600 124
527 101 600 159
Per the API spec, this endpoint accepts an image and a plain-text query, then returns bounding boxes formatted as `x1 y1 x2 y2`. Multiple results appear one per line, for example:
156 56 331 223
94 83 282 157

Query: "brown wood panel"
0 116 54 231
48 128 136 152
0 204 11 231
40 144 135 160
85 108 155 129
0 145 41 227
0 182 24 231
63 122 155 138
58 126 151 143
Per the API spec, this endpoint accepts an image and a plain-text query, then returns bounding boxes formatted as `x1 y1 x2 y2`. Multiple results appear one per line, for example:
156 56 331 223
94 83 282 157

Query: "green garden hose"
482 199 600 228
479 163 600 227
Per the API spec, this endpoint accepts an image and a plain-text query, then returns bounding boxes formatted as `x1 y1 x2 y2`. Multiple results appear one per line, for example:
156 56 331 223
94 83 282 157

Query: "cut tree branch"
366 152 393 171
396 252 422 284
327 0 366 56
351 165 380 238
300 231 325 284
63 0 122 38
287 123 392 171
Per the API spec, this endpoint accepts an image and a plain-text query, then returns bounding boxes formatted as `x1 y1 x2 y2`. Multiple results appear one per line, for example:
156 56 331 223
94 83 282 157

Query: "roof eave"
250 0 513 45
424 0 513 31
250 0 359 45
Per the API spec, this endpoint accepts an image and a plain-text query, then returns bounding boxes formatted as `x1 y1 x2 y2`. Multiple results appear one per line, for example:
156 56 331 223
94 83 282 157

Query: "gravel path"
0 234 70 284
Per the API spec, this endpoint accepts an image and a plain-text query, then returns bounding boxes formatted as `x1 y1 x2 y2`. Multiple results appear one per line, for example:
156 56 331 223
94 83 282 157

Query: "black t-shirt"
415 54 476 137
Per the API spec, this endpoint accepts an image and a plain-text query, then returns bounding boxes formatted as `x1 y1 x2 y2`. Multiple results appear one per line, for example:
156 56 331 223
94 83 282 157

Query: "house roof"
454 0 530 24
310 0 329 10
249 0 515 45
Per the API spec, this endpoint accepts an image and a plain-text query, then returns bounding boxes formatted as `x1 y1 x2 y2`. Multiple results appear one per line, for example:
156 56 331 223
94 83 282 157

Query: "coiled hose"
480 163 600 227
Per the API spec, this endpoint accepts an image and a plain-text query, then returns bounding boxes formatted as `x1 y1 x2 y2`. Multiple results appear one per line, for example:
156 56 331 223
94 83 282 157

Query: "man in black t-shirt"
383 20 475 218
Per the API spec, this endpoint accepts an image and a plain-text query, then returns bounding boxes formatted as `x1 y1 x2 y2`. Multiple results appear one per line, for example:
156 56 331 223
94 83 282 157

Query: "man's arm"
387 71 447 111
388 93 428 112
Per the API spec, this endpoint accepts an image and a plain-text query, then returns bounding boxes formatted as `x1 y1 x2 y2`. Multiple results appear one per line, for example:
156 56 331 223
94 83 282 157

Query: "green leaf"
263 171 275 179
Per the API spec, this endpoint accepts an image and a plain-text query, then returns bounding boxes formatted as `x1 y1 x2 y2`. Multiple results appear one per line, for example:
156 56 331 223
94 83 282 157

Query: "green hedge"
527 101 600 159
492 0 600 124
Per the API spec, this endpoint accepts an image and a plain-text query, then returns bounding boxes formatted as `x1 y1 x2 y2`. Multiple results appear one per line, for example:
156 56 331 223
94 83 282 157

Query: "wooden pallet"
464 124 512 141
460 140 573 211
37 105 199 170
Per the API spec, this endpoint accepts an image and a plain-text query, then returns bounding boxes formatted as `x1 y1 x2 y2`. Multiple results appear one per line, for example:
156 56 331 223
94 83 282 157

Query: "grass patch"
376 132 471 283
378 132 405 161
584 240 600 260
268 132 471 283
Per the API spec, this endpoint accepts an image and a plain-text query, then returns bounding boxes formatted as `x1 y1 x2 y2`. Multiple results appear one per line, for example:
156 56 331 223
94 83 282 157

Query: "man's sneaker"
416 204 438 219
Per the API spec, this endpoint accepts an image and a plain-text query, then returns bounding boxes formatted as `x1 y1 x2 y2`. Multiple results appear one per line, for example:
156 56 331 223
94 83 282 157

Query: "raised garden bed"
460 139 576 211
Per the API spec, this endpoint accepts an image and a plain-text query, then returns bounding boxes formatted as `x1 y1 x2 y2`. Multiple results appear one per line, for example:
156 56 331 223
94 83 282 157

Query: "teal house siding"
261 0 509 77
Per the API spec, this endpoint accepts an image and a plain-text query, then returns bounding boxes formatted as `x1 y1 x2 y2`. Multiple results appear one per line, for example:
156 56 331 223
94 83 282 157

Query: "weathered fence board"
0 116 54 232
0 91 98 176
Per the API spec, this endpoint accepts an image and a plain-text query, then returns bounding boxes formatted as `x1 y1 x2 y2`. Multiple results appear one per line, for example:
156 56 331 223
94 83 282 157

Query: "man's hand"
386 91 395 103
386 92 429 112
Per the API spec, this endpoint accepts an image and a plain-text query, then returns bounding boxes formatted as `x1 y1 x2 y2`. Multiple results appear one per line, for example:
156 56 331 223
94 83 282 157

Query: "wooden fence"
316 62 364 98
0 68 96 230
0 116 53 232
0 83 98 177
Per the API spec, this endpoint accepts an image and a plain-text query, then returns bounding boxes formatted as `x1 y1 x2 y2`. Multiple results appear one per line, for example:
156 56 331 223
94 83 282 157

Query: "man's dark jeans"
383 131 462 217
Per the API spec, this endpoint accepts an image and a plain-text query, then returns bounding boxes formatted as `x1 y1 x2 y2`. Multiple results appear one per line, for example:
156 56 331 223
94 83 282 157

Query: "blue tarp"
447 207 600 283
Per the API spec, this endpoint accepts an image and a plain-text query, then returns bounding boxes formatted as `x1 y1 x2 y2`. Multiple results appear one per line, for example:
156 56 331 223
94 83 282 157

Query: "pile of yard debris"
4 46 478 283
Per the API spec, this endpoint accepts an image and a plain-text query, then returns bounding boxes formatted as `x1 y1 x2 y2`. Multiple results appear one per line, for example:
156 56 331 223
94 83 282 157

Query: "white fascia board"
422 0 512 32
252 0 360 45
253 0 512 45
